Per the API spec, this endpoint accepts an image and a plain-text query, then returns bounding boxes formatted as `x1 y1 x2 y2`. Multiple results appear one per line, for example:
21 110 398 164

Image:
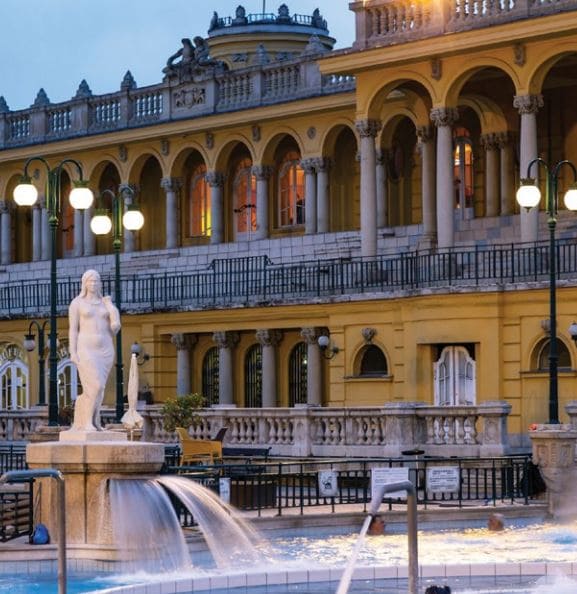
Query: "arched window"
202 347 219 406
233 158 256 239
186 163 210 238
0 344 28 410
57 359 81 408
358 345 388 376
453 128 474 216
288 342 307 407
60 170 75 256
434 345 476 406
244 344 262 408
278 151 304 227
534 338 571 371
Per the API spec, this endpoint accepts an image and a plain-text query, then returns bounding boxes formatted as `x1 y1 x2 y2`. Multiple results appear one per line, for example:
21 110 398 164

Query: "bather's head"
80 269 102 298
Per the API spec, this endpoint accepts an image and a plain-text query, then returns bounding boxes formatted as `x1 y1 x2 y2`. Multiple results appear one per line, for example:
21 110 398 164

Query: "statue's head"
80 269 102 297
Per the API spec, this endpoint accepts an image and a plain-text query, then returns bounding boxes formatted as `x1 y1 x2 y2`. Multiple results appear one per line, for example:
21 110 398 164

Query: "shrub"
161 393 206 433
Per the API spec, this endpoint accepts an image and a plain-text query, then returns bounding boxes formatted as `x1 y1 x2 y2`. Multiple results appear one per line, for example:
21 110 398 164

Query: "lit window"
233 158 257 236
187 164 210 237
278 151 304 227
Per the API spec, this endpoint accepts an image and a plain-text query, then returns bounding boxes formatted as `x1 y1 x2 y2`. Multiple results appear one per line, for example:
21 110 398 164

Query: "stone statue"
209 11 219 31
68 269 120 432
163 36 226 82
164 38 195 73
233 5 248 25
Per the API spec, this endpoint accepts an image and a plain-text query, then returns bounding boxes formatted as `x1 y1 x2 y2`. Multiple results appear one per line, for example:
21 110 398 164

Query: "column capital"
206 171 225 187
416 125 434 144
212 331 239 349
0 200 10 214
355 119 382 138
119 183 138 201
300 158 317 174
480 133 500 151
251 165 274 180
161 177 182 192
256 329 282 347
312 157 332 172
171 333 198 351
300 327 320 345
430 107 459 128
513 94 543 115
495 131 513 149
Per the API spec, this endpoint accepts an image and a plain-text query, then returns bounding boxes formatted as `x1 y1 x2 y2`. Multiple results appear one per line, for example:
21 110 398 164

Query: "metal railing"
1 239 577 319
0 445 27 473
166 455 539 522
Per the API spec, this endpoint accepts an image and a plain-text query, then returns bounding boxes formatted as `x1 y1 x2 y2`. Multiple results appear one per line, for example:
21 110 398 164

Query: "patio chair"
176 427 223 465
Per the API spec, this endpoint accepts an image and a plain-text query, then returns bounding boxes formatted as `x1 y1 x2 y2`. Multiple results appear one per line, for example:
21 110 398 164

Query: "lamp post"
516 158 577 424
14 158 93 426
23 320 50 407
90 187 144 422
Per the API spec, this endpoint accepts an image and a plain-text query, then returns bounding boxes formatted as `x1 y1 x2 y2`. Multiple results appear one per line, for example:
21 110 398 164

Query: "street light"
14 158 93 426
23 320 50 407
90 187 144 422
516 158 577 424
317 334 340 359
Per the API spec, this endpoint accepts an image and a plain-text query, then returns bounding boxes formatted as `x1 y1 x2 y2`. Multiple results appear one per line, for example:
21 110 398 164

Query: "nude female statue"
68 269 120 432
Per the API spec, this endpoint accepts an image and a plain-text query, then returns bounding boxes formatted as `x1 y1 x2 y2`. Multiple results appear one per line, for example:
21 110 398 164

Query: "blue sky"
0 1 355 111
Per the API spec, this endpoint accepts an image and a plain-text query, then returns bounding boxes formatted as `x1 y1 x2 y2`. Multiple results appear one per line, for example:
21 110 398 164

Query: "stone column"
119 184 136 253
416 126 436 243
315 158 331 233
497 132 515 216
206 172 224 244
480 133 500 218
252 165 272 240
161 177 181 250
37 199 47 261
301 159 317 235
171 333 197 397
213 331 239 406
256 329 282 408
356 119 382 258
0 200 11 265
431 107 459 249
376 149 387 228
530 425 577 519
73 209 84 257
83 205 95 256
478 400 511 456
514 94 543 244
300 327 322 406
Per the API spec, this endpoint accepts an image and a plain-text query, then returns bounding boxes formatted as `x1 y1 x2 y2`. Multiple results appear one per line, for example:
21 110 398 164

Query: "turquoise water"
0 574 128 594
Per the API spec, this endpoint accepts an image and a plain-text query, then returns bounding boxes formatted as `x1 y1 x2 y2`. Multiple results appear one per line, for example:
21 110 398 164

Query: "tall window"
202 347 219 405
278 151 305 227
244 345 262 408
57 359 81 408
288 342 307 407
0 344 28 410
233 158 257 239
60 171 75 255
187 163 211 237
453 128 474 214
434 345 476 406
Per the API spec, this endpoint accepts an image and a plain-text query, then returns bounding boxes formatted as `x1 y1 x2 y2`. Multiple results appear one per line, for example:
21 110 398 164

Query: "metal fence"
1 239 577 318
0 445 27 474
165 455 541 525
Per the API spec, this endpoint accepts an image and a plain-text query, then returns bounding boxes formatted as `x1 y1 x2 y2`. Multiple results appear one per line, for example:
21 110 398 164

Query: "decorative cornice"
355 119 382 138
513 94 543 115
255 329 282 347
430 107 459 127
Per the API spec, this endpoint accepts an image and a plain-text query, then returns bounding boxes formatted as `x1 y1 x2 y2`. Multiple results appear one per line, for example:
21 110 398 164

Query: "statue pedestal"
59 429 127 443
26 440 165 550
530 424 577 519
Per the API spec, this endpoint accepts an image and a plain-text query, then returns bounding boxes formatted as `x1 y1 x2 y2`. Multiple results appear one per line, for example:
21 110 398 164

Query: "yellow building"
1 2 577 452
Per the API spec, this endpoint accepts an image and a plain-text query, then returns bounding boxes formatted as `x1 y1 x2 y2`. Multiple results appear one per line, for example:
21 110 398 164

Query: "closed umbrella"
121 353 144 430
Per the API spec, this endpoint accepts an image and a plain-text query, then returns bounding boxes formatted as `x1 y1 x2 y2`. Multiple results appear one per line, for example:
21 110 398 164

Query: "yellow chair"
176 427 223 465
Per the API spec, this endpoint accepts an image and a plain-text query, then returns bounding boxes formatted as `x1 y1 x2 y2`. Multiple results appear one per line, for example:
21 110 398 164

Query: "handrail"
0 469 67 594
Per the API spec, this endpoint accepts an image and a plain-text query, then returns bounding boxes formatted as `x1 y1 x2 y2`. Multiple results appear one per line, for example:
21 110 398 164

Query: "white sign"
219 477 231 504
318 470 339 497
371 467 409 500
426 466 460 493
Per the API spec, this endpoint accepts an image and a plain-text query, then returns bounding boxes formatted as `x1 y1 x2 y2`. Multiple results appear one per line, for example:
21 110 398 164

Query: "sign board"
371 467 409 500
426 466 460 493
318 470 339 497
219 477 231 504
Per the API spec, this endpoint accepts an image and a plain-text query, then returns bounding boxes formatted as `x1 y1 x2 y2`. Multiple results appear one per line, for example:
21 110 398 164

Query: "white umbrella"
121 353 144 430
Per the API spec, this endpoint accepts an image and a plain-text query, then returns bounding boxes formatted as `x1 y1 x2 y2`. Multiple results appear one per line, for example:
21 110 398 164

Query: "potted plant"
160 393 206 433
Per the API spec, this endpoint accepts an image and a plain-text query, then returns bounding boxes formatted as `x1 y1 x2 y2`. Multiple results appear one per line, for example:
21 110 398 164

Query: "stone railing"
350 0 577 49
0 58 354 150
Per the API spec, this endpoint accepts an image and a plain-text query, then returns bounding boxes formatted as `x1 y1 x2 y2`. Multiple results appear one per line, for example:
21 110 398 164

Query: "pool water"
0 573 129 594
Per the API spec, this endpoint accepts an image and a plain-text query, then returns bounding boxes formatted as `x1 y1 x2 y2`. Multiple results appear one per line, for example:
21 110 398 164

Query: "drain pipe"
369 480 418 594
0 469 66 594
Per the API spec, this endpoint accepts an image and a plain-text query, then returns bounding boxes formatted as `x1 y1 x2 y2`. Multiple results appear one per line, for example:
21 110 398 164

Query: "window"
288 342 307 406
202 347 219 406
233 158 257 238
434 345 476 406
453 128 474 213
359 345 388 376
57 359 81 408
244 344 262 408
278 151 305 227
534 338 571 371
186 163 211 237
0 344 28 410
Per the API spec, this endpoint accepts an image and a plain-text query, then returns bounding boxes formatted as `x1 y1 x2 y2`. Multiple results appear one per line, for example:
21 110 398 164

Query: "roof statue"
163 36 227 82
233 5 248 25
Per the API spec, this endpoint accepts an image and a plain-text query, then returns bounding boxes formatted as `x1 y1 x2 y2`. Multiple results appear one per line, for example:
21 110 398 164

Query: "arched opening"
183 157 210 244
331 127 359 231
0 344 28 409
202 347 219 406
288 342 307 407
244 344 262 407
139 157 164 251
357 345 388 376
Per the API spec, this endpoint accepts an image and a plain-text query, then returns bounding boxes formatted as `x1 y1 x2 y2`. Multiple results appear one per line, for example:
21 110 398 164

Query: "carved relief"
173 87 206 109
513 43 526 66
430 58 442 81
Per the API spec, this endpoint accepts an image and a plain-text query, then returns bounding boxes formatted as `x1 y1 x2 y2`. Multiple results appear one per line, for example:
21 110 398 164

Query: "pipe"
0 469 67 594
370 480 418 594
